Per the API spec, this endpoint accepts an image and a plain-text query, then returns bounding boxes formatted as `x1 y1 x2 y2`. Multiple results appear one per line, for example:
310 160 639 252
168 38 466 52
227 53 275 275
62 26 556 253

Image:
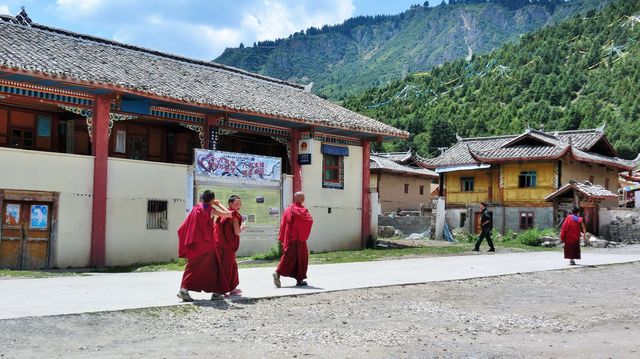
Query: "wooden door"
474 212 482 234
582 206 597 235
1 201 51 269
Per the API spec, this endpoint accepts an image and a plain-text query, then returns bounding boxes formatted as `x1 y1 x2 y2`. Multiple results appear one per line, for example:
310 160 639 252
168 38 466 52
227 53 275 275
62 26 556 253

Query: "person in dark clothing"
473 203 495 252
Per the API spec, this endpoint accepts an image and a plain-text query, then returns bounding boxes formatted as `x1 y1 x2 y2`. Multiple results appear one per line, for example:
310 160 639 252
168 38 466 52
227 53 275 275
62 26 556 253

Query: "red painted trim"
291 130 302 194
0 67 408 139
90 94 112 267
361 140 371 248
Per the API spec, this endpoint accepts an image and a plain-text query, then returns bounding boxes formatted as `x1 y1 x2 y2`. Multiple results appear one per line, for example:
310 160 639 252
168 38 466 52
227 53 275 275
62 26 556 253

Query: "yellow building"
422 126 639 235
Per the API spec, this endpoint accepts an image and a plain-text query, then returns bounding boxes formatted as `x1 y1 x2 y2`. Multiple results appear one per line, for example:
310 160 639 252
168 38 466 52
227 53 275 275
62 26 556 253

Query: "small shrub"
502 229 514 242
251 241 282 260
517 228 545 247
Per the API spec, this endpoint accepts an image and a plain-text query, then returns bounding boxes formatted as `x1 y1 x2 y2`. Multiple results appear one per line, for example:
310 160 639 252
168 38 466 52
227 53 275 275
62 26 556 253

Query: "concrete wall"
301 144 363 252
0 148 93 268
378 215 431 235
105 158 189 266
445 208 470 232
377 173 433 213
504 206 554 234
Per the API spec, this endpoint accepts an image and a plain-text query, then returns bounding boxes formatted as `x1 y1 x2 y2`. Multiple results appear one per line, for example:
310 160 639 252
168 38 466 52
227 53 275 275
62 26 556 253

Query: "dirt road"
1 261 639 358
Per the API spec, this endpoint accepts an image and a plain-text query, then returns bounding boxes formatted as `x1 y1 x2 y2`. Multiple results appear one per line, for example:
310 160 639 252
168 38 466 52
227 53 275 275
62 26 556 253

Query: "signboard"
196 186 281 227
195 149 281 183
299 139 313 155
298 153 311 165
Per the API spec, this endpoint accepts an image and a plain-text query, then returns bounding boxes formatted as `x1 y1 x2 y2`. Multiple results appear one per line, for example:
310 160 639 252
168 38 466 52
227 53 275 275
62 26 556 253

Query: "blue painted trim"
0 83 93 106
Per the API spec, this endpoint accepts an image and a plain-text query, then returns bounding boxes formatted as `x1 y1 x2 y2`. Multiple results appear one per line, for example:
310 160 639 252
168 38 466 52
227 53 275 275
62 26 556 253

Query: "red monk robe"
177 203 221 293
216 210 242 294
276 202 314 283
560 214 583 260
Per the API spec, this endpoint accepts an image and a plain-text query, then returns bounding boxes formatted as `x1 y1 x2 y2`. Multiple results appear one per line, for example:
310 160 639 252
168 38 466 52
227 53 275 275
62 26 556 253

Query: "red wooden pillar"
361 140 371 248
291 129 302 194
90 94 112 267
204 114 216 149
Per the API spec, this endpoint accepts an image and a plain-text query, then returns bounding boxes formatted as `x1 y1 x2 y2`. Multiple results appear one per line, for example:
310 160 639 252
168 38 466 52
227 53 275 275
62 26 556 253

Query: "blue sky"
0 0 428 60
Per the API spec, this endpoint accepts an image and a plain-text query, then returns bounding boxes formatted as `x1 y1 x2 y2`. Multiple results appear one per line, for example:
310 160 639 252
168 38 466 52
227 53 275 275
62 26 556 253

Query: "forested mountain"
215 0 606 100
344 0 640 160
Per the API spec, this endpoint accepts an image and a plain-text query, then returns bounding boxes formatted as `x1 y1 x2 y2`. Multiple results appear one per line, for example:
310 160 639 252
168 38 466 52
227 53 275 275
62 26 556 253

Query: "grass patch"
94 259 187 273
0 269 84 279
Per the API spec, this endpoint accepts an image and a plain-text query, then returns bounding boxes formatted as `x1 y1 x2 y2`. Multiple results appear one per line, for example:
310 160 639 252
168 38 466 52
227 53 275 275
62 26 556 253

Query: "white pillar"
434 196 446 240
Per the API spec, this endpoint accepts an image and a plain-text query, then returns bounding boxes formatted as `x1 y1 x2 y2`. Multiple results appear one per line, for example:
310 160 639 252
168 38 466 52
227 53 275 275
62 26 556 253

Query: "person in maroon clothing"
273 192 314 288
216 195 245 296
560 206 587 265
176 190 231 301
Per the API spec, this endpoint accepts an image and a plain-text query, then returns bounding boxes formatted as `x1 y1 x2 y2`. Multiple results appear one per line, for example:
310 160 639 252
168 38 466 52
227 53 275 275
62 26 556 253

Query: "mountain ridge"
215 0 607 100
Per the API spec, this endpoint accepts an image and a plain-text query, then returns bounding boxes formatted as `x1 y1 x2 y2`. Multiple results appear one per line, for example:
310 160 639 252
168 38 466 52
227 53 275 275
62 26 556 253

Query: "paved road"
2 251 639 320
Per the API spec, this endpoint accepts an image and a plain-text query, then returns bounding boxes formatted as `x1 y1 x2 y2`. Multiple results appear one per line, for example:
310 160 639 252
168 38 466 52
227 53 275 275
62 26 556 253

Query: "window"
147 200 168 230
519 212 534 230
404 184 409 194
605 178 610 190
322 154 344 189
36 115 52 137
460 177 474 192
419 185 424 195
10 128 33 149
460 212 467 228
115 130 126 153
518 171 537 188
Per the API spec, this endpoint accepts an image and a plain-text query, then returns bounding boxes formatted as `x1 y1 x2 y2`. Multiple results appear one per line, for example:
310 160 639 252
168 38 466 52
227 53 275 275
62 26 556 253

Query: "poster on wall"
30 205 48 229
4 204 20 225
196 185 281 227
194 149 281 183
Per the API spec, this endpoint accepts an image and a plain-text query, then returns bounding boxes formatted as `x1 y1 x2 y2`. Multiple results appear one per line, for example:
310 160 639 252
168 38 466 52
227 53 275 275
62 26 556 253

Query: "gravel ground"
1 255 639 359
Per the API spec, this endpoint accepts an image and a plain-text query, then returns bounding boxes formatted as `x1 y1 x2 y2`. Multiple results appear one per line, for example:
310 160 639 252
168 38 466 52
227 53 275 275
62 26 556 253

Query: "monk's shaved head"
294 191 305 204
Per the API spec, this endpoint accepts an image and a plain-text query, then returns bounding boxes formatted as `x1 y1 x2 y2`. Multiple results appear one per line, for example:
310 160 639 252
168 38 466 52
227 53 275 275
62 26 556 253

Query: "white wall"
0 148 93 268
300 144 363 252
105 158 189 266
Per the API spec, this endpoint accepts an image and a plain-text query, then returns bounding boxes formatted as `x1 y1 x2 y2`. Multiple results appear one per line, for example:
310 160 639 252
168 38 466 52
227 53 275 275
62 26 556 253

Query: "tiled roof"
545 180 617 201
0 14 407 138
372 151 413 163
370 155 438 178
470 145 567 162
423 135 514 167
423 127 638 171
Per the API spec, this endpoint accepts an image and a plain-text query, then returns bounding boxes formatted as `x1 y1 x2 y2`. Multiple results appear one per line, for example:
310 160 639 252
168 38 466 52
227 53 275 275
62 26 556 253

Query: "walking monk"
560 206 587 266
216 195 245 296
177 190 231 301
273 191 314 287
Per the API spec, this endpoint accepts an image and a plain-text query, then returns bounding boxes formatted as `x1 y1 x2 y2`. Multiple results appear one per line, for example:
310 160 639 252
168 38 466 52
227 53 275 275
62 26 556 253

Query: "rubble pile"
601 212 640 244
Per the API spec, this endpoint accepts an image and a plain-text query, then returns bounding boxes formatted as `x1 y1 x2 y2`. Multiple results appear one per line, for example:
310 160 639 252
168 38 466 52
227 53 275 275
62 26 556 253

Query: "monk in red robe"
560 206 587 266
177 190 231 301
216 195 245 296
273 191 314 287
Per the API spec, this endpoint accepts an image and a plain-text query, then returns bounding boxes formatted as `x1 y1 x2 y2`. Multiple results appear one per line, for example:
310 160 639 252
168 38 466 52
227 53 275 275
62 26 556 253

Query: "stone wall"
599 209 640 243
378 215 431 236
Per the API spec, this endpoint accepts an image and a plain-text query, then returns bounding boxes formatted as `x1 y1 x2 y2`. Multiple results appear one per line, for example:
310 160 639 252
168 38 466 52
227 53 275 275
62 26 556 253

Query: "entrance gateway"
191 149 286 255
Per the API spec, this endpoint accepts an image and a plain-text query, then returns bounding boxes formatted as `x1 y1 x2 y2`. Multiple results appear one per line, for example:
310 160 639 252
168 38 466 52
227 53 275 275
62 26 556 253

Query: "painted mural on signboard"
197 186 281 227
195 149 281 182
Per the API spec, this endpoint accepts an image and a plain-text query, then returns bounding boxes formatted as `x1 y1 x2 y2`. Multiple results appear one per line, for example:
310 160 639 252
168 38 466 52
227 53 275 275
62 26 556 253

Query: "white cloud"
240 0 355 41
44 0 356 59
0 4 10 15
113 15 242 60
55 0 104 17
